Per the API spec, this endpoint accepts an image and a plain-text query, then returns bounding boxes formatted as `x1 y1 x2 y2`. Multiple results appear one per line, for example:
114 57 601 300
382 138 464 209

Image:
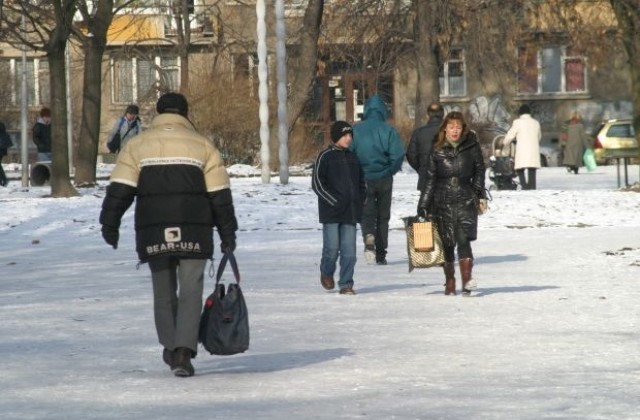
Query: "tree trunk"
286 0 324 130
74 39 106 187
178 0 191 94
74 0 113 187
414 1 442 128
609 0 640 136
48 24 77 197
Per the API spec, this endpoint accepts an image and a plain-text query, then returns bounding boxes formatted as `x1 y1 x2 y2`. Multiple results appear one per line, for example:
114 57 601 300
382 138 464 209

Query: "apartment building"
0 0 633 163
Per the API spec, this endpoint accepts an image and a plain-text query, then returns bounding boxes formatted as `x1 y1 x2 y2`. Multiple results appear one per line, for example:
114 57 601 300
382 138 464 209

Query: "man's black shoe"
376 256 387 265
172 347 195 377
162 348 175 367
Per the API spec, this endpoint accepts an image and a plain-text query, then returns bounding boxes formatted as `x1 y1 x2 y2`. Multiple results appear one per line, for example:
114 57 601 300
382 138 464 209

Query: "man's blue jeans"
320 223 357 289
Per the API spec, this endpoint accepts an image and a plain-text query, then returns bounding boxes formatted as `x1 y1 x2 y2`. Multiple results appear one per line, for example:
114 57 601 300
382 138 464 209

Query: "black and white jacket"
100 113 237 262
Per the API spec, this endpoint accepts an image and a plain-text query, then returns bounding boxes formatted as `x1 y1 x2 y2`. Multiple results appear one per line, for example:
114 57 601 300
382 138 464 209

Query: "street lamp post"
20 13 29 188
275 0 288 185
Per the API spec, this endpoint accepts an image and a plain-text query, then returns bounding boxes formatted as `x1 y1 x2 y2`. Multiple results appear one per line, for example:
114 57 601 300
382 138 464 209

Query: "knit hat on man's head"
156 92 189 117
330 121 353 143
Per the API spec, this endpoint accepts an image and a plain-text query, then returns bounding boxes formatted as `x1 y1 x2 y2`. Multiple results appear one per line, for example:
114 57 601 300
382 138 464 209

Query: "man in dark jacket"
312 121 366 295
0 122 13 187
99 93 238 377
350 95 405 265
406 102 444 191
32 107 52 162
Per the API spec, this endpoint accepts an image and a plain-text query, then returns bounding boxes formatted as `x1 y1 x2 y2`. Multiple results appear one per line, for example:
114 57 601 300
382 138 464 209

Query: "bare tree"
414 1 527 127
329 1 413 84
170 0 193 93
73 0 116 187
167 0 227 95
1 0 79 197
413 1 442 127
609 0 640 135
286 0 325 130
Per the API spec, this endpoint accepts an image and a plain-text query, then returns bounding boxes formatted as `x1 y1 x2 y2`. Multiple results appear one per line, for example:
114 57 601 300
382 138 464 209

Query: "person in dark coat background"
0 122 14 187
562 111 591 174
32 107 52 162
417 111 487 296
406 102 444 191
350 95 405 265
312 121 366 295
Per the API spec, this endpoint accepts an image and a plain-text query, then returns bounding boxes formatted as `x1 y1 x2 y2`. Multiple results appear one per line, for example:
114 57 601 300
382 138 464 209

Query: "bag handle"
215 252 241 286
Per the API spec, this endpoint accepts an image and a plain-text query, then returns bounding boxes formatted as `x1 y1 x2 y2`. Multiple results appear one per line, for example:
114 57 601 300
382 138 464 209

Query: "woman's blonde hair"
434 111 469 151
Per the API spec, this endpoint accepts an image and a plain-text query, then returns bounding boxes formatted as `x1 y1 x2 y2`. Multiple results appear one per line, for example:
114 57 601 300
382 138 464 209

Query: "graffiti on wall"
468 95 511 135
406 94 631 140
467 94 632 138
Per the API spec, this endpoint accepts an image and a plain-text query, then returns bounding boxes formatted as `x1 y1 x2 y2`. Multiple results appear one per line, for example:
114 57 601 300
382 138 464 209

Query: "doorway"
307 73 393 144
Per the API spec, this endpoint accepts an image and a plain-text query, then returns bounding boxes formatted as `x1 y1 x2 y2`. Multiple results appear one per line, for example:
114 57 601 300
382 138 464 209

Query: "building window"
439 48 466 97
110 55 180 104
0 58 50 107
518 46 587 95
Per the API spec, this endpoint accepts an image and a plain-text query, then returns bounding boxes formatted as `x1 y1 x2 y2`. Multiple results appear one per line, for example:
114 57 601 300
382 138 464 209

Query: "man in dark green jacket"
350 95 405 265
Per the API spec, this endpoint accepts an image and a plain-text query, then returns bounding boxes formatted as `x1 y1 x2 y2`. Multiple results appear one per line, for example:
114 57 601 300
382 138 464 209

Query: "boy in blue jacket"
312 121 366 295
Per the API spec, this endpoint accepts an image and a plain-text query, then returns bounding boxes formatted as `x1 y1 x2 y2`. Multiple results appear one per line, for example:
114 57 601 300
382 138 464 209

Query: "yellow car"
592 119 639 165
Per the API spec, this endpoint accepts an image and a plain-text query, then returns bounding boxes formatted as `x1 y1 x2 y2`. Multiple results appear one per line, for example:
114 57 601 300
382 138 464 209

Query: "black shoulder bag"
199 252 249 356
107 119 136 153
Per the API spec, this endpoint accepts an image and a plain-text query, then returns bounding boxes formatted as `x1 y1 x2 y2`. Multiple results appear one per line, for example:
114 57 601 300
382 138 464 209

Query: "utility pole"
275 0 288 185
256 0 270 184
20 13 29 188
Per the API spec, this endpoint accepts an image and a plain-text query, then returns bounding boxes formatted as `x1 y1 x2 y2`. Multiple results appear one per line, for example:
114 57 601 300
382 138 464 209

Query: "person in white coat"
503 104 541 190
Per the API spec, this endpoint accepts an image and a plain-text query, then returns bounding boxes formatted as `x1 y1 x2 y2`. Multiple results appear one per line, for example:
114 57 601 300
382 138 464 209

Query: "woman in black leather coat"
417 111 487 296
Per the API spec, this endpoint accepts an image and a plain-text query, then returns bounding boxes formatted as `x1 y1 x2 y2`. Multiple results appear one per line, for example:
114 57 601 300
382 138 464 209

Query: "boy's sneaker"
364 234 375 249
364 234 376 265
339 287 356 295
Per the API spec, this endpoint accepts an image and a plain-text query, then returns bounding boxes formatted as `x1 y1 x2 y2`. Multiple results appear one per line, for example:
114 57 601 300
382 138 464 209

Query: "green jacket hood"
363 95 388 122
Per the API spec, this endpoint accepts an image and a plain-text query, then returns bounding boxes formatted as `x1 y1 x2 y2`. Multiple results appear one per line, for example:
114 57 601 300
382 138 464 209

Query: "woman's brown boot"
443 262 456 295
459 258 476 296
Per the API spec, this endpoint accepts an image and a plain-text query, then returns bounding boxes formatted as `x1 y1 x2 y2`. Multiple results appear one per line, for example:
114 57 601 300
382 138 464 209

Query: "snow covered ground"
1 162 639 419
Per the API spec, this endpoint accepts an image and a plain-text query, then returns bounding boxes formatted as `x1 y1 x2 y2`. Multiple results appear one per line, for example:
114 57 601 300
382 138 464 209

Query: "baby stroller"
488 135 518 190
